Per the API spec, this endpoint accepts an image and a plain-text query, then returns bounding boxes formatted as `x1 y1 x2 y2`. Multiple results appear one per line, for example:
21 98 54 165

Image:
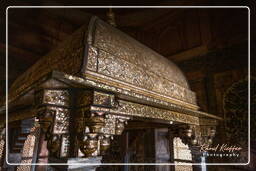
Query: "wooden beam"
0 42 39 64
167 45 208 63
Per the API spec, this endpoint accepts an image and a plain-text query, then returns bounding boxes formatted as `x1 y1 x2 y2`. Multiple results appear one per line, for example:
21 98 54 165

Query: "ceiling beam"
0 42 39 65
167 45 208 63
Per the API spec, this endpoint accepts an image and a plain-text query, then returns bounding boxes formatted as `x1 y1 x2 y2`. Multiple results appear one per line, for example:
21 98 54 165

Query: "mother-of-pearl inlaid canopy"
9 16 197 109
1 17 222 161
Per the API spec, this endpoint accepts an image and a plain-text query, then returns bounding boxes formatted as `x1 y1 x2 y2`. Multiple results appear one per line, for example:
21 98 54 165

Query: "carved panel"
91 18 197 105
43 90 70 107
101 114 116 135
63 73 198 110
93 19 189 88
52 108 70 134
111 100 199 125
105 115 129 135
173 137 192 161
93 91 115 107
35 89 71 107
87 45 98 71
96 49 196 105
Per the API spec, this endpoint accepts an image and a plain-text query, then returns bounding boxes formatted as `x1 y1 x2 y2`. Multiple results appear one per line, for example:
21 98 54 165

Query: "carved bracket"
74 90 130 158
76 112 130 157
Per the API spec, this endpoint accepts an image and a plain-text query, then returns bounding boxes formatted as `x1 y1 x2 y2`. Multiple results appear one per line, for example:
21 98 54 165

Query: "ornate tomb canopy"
1 16 222 159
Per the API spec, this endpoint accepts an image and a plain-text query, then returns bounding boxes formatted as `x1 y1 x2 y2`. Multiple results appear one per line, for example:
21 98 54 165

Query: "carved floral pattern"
44 90 70 106
96 49 195 104
111 100 199 125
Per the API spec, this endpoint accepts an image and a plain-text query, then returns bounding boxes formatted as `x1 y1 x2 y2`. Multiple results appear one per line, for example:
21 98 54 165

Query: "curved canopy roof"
9 16 197 108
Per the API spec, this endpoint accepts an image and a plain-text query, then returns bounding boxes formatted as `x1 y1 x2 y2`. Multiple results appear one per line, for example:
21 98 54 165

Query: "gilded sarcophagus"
1 16 221 162
10 16 197 109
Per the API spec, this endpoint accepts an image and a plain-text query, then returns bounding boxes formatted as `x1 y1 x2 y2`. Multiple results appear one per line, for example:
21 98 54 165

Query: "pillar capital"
34 88 130 160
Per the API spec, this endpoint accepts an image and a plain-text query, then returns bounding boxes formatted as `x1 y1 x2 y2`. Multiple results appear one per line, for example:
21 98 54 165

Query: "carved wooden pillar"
74 90 109 158
34 88 130 166
75 90 129 158
35 89 71 161
65 90 130 170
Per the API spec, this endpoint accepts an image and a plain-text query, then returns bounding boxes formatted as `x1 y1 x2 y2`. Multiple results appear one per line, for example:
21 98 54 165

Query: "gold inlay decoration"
8 17 197 108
